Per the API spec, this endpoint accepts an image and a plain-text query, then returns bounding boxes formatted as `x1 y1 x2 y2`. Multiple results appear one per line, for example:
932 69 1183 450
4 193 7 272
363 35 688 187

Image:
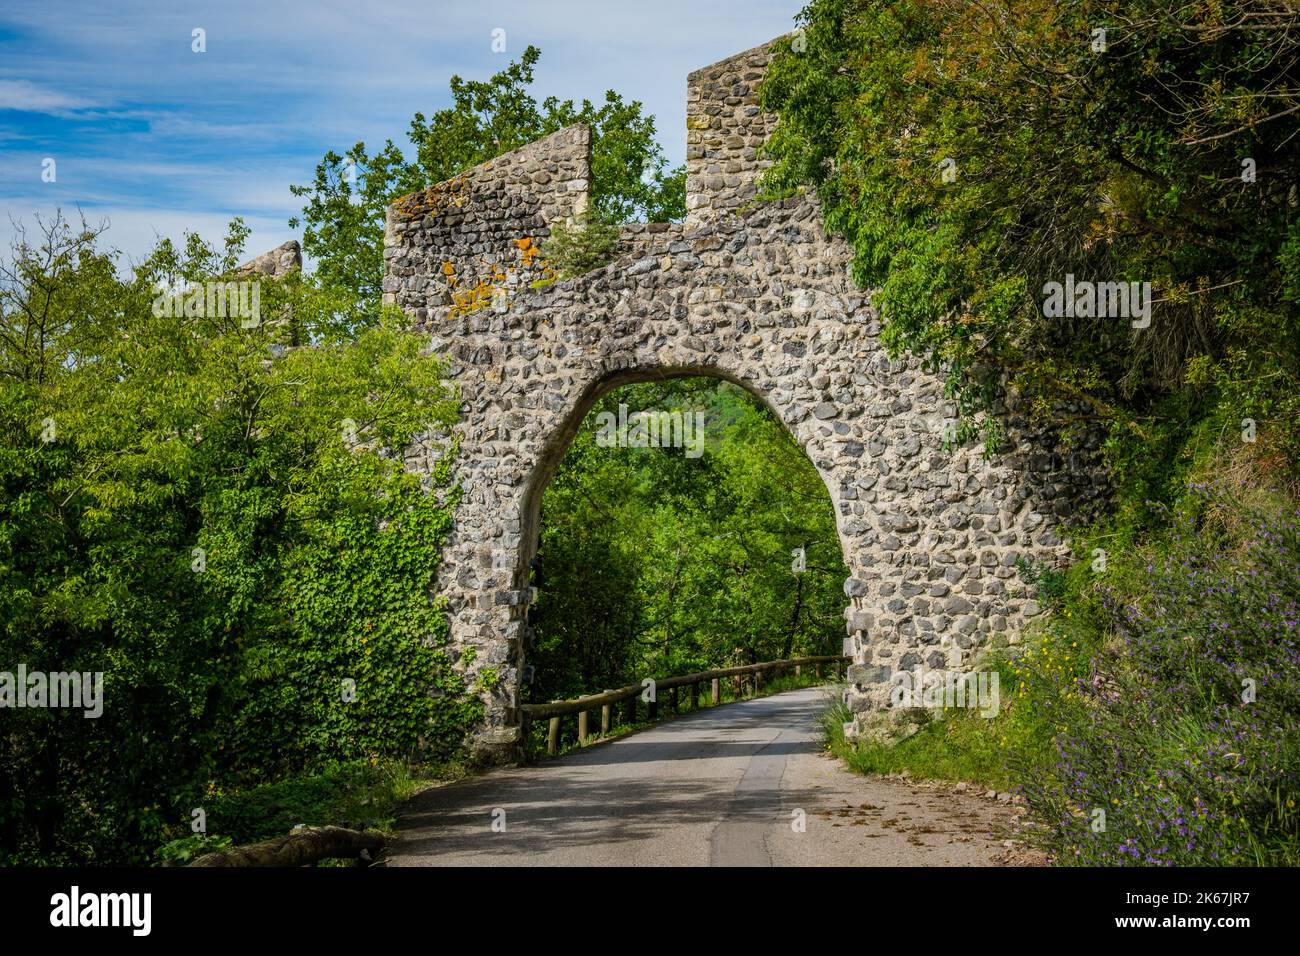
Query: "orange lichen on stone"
519 239 544 269
391 175 469 223
444 235 558 318
450 276 498 317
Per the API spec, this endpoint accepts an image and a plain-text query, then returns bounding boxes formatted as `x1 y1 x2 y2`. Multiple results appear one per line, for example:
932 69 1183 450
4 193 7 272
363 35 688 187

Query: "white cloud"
0 0 802 263
0 80 97 115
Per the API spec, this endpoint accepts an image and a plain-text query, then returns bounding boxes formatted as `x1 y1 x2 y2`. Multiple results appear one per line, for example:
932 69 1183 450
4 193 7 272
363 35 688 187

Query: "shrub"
0 218 474 864
540 210 620 279
1018 486 1300 865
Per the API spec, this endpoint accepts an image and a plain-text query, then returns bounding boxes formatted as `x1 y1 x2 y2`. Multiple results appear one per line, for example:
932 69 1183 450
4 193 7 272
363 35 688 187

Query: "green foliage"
765 0 1300 867
526 379 849 704
821 664 1021 790
0 214 472 864
1015 557 1068 610
154 834 232 866
195 759 426 848
1015 488 1300 866
541 209 621 279
291 46 685 326
152 757 438 864
761 0 1300 462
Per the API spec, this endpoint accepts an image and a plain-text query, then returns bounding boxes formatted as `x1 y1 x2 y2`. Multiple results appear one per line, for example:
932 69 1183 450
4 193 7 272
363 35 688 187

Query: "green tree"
0 214 469 863
291 46 686 328
761 0 1300 467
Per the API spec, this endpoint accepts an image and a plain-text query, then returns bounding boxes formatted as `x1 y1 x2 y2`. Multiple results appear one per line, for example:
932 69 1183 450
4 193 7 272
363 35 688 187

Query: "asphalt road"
385 686 1029 867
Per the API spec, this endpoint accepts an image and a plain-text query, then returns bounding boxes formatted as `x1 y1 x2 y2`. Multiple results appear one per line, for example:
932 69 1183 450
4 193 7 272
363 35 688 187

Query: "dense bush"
0 217 472 864
1019 487 1300 865
761 0 1300 461
768 1 1300 867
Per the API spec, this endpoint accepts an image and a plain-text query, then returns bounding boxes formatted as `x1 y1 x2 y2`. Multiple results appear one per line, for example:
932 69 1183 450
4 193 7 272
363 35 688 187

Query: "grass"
822 696 1016 790
819 654 1054 793
154 757 463 865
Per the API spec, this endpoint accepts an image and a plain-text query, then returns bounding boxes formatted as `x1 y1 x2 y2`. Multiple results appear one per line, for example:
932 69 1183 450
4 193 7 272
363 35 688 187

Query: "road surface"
385 686 1032 866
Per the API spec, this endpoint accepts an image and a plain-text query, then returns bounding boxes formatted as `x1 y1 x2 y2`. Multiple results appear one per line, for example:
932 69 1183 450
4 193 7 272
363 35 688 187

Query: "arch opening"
510 367 852 746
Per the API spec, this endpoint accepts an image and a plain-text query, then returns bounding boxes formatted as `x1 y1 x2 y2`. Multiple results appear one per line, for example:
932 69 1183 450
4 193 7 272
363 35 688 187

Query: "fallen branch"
189 826 385 868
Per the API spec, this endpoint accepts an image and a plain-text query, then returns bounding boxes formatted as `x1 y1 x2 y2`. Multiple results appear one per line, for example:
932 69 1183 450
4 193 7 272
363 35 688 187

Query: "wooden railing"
519 655 849 757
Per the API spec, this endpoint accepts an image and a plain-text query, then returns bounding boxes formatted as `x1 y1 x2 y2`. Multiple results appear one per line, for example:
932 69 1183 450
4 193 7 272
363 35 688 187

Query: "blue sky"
0 0 802 270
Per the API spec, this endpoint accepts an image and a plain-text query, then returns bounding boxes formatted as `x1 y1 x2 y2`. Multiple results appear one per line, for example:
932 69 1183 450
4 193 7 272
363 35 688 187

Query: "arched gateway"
382 40 1101 759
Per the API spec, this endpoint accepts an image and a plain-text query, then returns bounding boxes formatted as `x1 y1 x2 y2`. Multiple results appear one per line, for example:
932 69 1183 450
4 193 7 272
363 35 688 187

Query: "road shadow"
387 688 848 862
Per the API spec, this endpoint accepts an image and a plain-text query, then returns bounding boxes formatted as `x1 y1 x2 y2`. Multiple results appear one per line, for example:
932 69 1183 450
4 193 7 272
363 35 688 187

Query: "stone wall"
384 125 591 320
685 41 779 228
238 240 301 278
385 39 1104 760
617 222 684 260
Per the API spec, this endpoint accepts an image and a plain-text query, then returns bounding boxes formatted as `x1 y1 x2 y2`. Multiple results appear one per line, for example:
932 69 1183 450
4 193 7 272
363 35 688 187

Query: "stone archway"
384 40 1102 759
511 364 855 697
513 361 847 588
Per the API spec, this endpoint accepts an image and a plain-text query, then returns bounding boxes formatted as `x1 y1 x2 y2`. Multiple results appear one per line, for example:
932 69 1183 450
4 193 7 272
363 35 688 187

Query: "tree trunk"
189 826 385 867
782 565 805 660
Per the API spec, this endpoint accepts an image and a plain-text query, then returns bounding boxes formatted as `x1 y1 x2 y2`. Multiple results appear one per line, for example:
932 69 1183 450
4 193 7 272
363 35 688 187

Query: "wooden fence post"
601 702 612 735
755 668 764 693
547 716 560 756
711 677 720 705
670 686 680 714
578 707 589 745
